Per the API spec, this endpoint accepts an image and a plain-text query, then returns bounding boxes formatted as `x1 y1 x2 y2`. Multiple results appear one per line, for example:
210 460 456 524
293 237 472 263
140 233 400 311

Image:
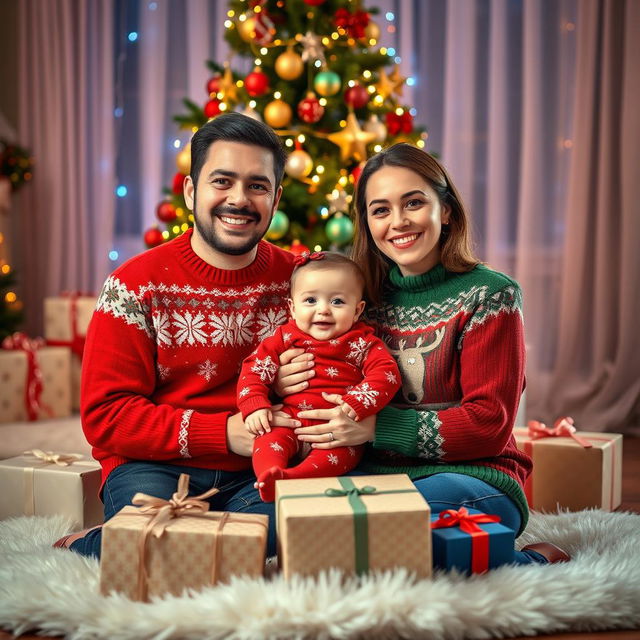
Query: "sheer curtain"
16 0 639 433
17 0 115 335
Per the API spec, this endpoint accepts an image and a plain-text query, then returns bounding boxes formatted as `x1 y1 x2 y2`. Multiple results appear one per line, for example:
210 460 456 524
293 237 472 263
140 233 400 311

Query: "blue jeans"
70 462 275 559
409 472 546 565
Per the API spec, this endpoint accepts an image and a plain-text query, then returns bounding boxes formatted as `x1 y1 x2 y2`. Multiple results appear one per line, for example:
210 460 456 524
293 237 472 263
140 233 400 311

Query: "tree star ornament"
327 113 376 163
219 65 238 103
374 68 397 99
389 64 407 97
326 187 349 215
299 31 326 66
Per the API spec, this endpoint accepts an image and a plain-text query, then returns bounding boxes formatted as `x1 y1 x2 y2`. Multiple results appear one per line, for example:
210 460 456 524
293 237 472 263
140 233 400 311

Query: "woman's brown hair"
351 143 480 307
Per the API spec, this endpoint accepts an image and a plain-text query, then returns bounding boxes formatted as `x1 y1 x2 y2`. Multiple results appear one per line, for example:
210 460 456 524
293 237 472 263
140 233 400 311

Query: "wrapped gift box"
431 508 515 575
276 474 432 580
44 295 96 410
0 451 102 528
100 505 269 601
514 425 623 511
0 345 71 423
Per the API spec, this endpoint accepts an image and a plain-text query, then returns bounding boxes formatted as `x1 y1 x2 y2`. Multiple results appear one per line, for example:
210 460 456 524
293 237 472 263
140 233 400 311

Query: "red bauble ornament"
144 227 164 248
156 201 177 223
385 110 414 136
351 163 364 184
288 240 310 256
344 84 369 109
204 99 222 118
244 68 270 97
172 172 186 195
304 0 326 5
206 75 221 96
297 92 324 124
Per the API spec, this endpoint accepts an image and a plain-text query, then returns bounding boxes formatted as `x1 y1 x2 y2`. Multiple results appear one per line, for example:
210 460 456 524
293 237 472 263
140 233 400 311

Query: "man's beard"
193 198 271 256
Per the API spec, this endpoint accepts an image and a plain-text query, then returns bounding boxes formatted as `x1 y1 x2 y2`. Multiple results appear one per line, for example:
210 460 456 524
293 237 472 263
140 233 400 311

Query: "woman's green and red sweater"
360 263 532 532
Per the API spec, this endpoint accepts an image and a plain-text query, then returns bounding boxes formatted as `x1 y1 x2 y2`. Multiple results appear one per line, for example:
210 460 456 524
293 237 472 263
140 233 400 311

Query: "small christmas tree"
0 269 23 341
145 0 425 253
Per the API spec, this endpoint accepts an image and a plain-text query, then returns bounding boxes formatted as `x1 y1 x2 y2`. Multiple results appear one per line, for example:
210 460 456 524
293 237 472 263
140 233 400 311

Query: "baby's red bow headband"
293 251 325 266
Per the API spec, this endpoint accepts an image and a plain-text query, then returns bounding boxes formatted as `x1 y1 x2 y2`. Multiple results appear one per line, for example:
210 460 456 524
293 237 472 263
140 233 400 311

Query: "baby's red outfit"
238 320 401 500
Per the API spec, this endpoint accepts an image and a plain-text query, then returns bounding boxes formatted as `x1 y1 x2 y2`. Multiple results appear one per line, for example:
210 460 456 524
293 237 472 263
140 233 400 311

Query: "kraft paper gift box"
0 343 71 423
100 475 269 601
275 474 432 580
44 294 96 410
430 507 515 575
0 450 102 528
514 421 623 512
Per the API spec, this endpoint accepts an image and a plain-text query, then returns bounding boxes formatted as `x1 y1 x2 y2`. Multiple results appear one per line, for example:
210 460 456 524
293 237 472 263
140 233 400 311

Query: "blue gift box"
430 508 515 574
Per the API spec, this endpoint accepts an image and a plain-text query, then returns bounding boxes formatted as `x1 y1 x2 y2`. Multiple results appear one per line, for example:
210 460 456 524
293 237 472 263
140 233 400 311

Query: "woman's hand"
295 393 376 449
274 348 315 397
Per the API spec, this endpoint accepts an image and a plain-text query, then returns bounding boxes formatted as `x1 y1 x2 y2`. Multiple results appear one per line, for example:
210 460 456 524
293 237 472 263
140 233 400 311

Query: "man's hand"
226 412 256 457
245 408 272 436
295 393 376 449
274 348 315 396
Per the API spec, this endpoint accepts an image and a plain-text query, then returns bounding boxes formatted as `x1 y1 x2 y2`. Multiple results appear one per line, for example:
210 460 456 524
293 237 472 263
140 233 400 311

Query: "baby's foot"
256 466 286 502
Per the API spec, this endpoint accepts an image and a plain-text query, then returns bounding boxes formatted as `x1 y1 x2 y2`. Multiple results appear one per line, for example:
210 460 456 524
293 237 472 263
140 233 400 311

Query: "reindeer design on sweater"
387 327 445 405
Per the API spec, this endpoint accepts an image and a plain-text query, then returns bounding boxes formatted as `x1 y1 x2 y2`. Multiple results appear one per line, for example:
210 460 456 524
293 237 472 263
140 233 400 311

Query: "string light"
128 32 138 42
385 12 395 21
116 185 127 197
109 250 119 261
407 77 416 87
5 292 17 303
314 245 322 252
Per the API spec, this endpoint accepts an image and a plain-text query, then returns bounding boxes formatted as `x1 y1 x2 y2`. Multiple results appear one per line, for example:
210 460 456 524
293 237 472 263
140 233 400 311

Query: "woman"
286 143 569 564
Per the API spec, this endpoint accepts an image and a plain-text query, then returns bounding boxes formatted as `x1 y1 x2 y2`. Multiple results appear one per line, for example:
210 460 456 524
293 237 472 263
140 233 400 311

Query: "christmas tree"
0 140 32 338
145 0 425 254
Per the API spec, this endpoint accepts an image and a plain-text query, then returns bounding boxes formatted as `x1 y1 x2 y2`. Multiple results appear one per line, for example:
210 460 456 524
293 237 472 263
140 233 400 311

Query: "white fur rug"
1 510 639 639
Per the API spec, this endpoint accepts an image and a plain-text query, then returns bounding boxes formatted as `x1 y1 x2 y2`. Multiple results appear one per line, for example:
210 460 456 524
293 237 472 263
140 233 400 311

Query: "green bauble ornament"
314 70 341 97
266 210 290 240
325 213 354 246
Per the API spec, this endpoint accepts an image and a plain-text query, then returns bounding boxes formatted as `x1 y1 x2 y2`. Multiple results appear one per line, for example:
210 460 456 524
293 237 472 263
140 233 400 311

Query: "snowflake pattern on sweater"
82 229 296 486
237 320 401 422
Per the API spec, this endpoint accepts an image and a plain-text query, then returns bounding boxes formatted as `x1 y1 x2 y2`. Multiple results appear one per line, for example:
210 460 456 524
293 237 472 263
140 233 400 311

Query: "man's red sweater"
81 229 296 486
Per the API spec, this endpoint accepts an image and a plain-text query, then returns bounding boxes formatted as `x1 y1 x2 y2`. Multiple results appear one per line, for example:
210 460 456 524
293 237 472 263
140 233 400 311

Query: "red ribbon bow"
431 507 501 574
527 417 592 448
45 291 91 359
1 332 52 421
293 251 325 267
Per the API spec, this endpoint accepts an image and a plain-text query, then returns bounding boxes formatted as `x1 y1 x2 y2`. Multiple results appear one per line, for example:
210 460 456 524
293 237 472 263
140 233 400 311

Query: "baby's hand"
245 409 272 436
339 401 359 422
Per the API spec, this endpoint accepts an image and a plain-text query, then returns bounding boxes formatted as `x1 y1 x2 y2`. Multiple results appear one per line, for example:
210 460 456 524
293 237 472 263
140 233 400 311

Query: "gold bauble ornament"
264 99 293 128
327 113 376 163
237 14 257 42
285 149 313 179
175 143 191 174
362 20 381 43
275 46 304 81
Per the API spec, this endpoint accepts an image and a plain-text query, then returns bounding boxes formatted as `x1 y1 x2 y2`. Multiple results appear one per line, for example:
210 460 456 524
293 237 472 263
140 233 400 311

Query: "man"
56 113 300 557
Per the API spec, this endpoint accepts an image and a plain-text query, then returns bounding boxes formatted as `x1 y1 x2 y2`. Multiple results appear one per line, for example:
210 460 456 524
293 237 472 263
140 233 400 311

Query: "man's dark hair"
190 113 287 188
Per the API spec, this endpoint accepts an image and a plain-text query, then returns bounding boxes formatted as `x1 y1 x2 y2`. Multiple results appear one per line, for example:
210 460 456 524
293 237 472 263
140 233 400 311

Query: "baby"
237 251 401 501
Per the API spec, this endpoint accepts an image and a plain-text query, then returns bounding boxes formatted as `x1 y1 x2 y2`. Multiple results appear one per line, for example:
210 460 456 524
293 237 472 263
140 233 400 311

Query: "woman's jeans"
70 462 275 559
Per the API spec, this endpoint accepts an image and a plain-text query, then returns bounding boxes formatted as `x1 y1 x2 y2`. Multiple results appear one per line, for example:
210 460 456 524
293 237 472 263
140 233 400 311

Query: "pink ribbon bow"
293 251 325 267
527 417 592 448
